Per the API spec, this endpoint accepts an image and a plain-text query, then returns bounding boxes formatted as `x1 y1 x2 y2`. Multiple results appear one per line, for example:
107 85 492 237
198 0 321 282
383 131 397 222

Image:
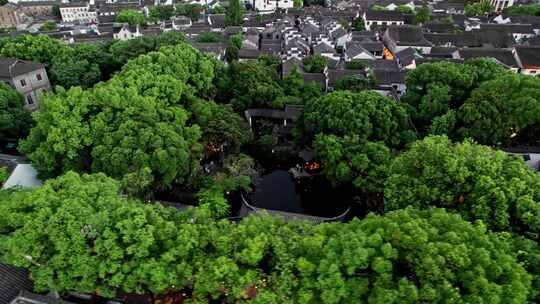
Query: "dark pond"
251 170 351 218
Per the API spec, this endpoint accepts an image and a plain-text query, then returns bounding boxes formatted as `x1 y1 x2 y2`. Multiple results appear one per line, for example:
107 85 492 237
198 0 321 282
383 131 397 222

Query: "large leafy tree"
225 0 244 26
0 83 33 139
401 59 506 134
385 135 540 301
455 74 540 146
50 46 103 89
19 43 219 194
175 3 202 21
352 16 365 31
314 134 391 194
189 99 252 151
0 177 532 302
385 135 540 237
218 61 284 111
504 4 540 16
149 5 175 21
302 55 328 73
116 9 146 26
0 34 68 65
465 0 494 16
414 4 430 24
300 91 415 207
300 90 415 146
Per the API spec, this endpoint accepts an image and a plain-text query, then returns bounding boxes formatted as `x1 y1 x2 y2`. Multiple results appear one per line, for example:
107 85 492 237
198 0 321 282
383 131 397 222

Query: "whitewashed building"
60 2 97 24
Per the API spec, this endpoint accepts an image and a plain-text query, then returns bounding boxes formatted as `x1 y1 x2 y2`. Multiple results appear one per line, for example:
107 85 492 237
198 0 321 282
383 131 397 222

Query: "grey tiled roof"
423 32 481 47
373 69 406 85
365 10 406 22
0 263 33 304
10 290 72 304
0 58 45 79
459 48 519 68
515 46 540 68
386 25 432 47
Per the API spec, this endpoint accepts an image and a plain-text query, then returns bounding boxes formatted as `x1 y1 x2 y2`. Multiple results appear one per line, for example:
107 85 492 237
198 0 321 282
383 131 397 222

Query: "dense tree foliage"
0 33 186 89
0 34 67 65
50 43 104 89
218 61 284 111
196 31 220 43
452 74 540 146
385 135 540 300
302 55 328 73
19 43 246 195
504 4 540 16
175 3 202 21
39 21 57 31
299 91 414 201
0 83 33 139
465 0 494 16
401 59 506 134
149 5 175 21
386 135 540 238
334 75 373 91
189 99 252 150
300 91 415 146
0 173 531 302
345 59 367 70
225 0 244 26
314 134 391 193
352 16 366 31
116 9 146 26
414 5 431 24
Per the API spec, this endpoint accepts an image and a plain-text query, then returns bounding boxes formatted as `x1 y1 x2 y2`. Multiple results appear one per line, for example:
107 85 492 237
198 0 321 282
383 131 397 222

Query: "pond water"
251 170 350 218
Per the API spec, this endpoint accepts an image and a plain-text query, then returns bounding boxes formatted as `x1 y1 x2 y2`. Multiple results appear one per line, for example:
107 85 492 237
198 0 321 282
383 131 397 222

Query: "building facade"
60 2 97 24
490 0 515 12
0 4 22 28
0 58 51 111
253 0 294 13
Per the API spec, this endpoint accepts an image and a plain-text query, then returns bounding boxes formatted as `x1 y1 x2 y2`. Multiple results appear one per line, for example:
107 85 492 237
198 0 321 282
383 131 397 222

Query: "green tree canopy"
352 16 366 31
334 75 373 91
302 55 328 73
414 5 431 24
149 5 175 21
50 43 106 89
39 21 57 31
0 83 33 139
396 4 414 14
385 135 540 238
465 0 494 16
175 3 202 21
197 31 220 43
504 4 540 16
189 99 252 150
225 0 245 26
0 34 67 65
0 178 532 302
219 61 284 111
19 43 222 195
300 90 415 147
453 74 540 146
314 134 391 193
401 59 506 134
116 9 146 26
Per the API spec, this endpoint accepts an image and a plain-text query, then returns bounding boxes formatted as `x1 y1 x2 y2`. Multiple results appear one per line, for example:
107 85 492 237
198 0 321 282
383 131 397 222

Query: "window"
530 70 537 74
20 79 26 87
26 95 34 105
36 74 42 81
